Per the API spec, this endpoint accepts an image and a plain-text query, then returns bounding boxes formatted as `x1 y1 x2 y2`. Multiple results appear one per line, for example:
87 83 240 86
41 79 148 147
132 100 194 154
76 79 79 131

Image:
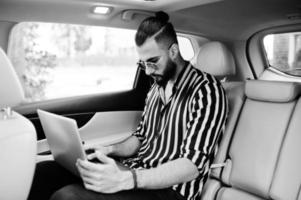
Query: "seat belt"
209 83 246 179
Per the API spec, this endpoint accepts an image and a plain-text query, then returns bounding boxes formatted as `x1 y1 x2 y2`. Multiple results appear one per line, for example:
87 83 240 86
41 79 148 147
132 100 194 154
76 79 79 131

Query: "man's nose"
145 66 154 76
145 66 155 75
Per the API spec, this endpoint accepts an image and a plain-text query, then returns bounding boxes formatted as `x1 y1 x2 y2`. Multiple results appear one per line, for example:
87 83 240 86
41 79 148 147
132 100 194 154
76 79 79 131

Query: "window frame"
247 24 301 79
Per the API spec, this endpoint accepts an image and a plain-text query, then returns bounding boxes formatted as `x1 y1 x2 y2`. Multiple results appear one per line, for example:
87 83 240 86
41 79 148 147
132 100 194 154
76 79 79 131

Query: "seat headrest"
193 41 236 77
246 80 301 103
0 47 24 108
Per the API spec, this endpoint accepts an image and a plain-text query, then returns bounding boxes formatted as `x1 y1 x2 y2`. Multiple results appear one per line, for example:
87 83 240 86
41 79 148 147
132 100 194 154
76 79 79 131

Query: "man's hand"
84 136 141 158
84 144 113 156
76 151 133 193
85 145 113 159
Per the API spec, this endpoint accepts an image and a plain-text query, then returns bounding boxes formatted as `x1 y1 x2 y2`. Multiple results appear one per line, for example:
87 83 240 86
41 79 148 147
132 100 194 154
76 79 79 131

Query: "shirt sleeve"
132 107 147 141
132 85 155 141
180 79 228 172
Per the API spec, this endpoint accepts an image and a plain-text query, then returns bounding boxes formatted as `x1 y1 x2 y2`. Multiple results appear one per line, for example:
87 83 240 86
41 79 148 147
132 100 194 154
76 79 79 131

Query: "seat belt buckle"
210 162 226 169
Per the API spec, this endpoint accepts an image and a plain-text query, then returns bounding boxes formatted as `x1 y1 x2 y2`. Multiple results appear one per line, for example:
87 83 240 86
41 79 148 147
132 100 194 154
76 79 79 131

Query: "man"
28 11 227 200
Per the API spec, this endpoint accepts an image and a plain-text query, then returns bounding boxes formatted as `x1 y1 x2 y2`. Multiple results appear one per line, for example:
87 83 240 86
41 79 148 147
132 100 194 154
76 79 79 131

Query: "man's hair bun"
135 11 176 46
155 11 169 23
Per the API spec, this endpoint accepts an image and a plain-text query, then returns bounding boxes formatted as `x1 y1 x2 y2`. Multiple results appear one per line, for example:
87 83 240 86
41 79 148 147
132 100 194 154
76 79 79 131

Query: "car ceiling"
0 0 300 41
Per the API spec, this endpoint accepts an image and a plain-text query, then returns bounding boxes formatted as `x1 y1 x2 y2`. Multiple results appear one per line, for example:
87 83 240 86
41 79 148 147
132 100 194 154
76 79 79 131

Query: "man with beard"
28 11 228 200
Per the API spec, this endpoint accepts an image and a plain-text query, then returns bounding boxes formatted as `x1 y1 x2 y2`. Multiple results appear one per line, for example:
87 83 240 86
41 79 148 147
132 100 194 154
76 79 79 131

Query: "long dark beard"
154 59 176 87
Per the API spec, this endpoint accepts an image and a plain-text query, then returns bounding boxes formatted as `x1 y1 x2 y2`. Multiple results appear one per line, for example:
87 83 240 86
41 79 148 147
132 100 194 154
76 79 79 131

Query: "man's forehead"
137 38 163 60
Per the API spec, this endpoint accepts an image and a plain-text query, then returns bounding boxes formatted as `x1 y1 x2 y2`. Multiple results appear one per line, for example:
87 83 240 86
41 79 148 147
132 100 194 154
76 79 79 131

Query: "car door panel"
14 89 147 141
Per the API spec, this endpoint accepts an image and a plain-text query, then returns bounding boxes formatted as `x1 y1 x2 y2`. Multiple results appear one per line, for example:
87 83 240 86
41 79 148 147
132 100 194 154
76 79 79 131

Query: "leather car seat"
192 41 236 78
202 80 301 200
0 47 37 200
192 41 246 198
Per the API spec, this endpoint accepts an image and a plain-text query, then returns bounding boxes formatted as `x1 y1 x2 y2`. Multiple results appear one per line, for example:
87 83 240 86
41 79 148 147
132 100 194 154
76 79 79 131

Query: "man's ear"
169 43 179 60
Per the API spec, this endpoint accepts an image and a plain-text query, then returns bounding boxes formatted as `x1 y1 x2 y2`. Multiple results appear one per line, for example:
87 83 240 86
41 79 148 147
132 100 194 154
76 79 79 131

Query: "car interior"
0 0 301 199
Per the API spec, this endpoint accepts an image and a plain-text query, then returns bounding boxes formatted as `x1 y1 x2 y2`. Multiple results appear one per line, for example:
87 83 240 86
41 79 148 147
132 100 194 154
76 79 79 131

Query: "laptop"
37 109 89 176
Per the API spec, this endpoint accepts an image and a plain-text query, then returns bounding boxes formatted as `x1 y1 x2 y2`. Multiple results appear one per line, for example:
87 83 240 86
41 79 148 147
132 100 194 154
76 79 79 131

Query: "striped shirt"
123 62 228 200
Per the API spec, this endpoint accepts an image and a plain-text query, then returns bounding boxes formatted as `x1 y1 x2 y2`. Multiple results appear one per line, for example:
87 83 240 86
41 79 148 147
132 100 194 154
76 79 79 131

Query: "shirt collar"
173 61 191 92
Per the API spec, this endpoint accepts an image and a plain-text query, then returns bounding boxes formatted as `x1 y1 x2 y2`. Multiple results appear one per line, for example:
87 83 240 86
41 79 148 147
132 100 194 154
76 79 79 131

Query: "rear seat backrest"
270 97 301 200
192 42 242 172
200 81 245 200
210 81 245 177
192 41 248 199
214 80 301 200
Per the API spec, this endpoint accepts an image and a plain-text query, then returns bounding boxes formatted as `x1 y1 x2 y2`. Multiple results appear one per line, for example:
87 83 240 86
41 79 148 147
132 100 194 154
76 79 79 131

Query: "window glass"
263 32 301 76
178 36 194 61
8 22 195 103
8 22 138 102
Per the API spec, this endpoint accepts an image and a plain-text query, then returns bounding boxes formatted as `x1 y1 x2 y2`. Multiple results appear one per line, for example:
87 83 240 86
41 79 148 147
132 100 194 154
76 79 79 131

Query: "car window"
8 22 194 102
178 36 194 61
263 32 301 76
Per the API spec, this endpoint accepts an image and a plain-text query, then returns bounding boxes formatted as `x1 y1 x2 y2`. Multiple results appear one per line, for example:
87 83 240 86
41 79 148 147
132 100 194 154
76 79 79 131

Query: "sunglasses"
137 43 174 71
137 60 158 71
